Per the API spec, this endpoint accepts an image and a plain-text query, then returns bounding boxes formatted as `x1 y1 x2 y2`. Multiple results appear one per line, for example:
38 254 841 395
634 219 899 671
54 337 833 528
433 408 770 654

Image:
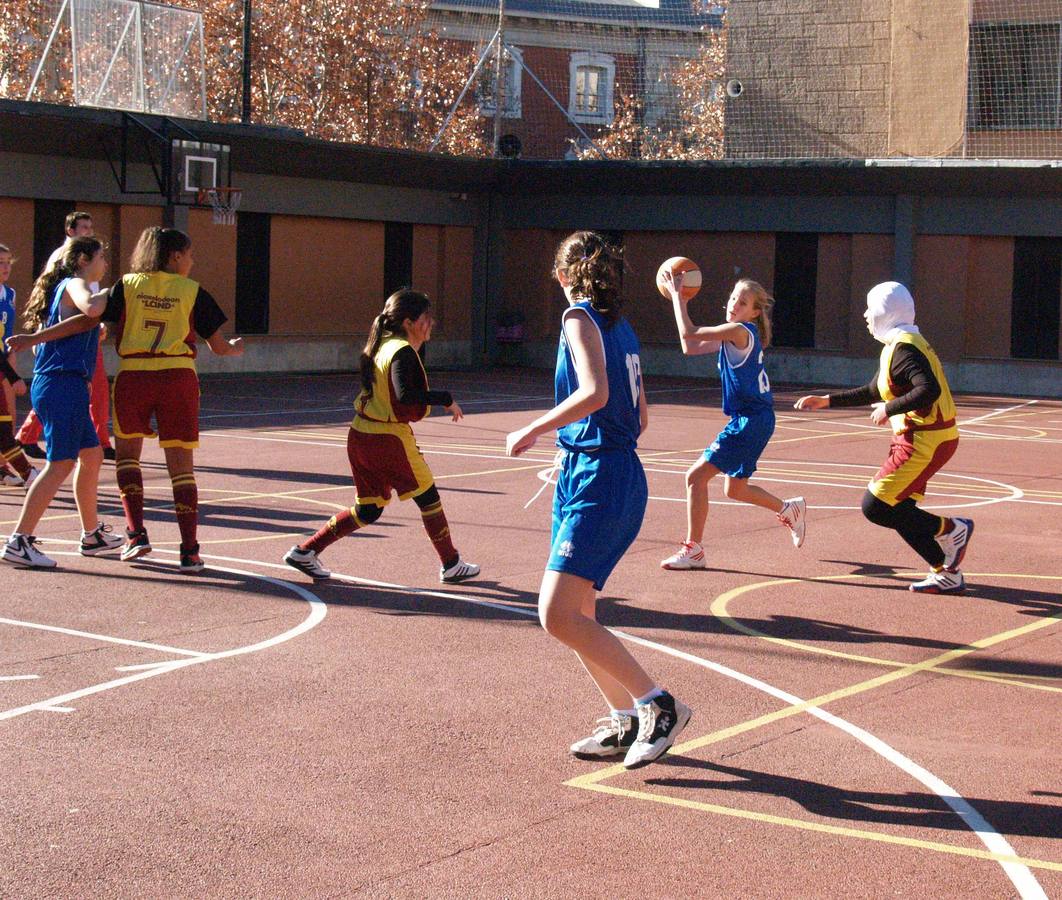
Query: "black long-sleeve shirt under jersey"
389 345 452 410
829 343 941 417
1 354 21 386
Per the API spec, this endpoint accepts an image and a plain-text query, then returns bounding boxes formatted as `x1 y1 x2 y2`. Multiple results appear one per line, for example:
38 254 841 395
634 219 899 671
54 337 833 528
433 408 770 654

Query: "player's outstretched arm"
5 313 98 352
794 395 830 411
206 332 244 357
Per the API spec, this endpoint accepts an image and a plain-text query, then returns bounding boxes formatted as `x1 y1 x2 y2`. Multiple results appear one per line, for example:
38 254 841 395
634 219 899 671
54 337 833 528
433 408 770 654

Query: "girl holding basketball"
1 237 124 568
283 289 480 585
506 231 691 770
659 271 805 570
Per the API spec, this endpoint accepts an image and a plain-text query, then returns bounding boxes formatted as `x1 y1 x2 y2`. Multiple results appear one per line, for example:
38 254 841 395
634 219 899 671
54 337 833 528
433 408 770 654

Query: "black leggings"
352 485 441 525
861 491 945 568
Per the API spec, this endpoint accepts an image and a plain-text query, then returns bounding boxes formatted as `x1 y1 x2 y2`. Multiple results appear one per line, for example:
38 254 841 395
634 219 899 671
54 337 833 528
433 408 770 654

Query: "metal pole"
492 0 507 155
241 0 252 123
26 0 70 101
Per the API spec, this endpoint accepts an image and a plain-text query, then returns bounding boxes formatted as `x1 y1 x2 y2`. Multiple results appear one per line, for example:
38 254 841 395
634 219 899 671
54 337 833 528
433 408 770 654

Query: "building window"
569 51 615 123
968 23 1062 130
478 45 522 119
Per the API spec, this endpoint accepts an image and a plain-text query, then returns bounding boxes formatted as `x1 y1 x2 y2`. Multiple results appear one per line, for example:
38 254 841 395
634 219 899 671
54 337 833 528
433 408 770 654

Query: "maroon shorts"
113 368 200 449
347 423 434 505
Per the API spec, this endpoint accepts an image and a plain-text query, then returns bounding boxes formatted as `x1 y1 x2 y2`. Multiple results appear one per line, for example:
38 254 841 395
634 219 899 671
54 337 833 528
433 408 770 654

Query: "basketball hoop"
197 187 242 225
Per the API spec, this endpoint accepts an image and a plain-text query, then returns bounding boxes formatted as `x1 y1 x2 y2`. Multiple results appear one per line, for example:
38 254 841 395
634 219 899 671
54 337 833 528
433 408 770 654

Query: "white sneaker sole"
284 556 331 580
661 558 705 570
623 705 693 770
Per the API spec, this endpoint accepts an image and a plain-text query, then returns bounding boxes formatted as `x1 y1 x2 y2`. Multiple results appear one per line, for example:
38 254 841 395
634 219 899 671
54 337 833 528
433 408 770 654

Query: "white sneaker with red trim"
661 540 706 570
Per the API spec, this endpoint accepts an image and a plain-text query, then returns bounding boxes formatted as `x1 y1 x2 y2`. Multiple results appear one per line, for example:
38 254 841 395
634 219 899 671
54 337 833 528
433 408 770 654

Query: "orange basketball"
656 256 702 301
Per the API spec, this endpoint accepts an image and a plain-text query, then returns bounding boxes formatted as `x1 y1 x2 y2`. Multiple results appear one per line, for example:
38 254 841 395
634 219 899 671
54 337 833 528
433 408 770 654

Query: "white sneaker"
660 540 706 570
570 712 638 760
910 568 965 594
80 523 125 556
440 558 480 583
934 517 973 571
778 497 807 548
623 691 692 770
2 534 57 569
283 546 331 580
0 469 24 487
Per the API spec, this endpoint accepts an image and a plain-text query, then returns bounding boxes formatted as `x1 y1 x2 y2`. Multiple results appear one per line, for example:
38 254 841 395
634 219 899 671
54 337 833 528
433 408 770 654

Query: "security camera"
725 79 743 99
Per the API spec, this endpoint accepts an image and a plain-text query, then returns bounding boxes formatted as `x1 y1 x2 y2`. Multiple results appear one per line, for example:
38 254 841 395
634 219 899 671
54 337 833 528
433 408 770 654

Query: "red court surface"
2 369 1060 897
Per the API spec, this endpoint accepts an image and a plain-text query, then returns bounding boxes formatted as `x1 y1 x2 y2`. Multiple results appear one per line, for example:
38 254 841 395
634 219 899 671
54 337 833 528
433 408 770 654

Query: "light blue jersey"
555 300 642 451
719 322 772 417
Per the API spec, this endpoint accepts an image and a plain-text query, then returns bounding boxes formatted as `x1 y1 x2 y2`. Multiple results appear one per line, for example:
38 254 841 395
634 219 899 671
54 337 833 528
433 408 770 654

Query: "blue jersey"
0 285 14 344
555 300 642 452
33 278 99 379
719 322 773 417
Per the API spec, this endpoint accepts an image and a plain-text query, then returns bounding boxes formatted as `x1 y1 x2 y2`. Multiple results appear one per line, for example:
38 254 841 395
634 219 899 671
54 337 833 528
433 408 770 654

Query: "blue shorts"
31 371 98 462
704 409 775 479
548 447 648 591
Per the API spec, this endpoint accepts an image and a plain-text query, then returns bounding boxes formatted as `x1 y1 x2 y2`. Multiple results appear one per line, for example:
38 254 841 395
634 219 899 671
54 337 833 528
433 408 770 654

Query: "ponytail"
359 290 432 399
129 226 190 273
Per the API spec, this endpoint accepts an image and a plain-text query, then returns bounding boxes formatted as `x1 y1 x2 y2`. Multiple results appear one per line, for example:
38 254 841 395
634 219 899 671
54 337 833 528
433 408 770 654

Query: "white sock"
612 707 637 719
635 688 665 706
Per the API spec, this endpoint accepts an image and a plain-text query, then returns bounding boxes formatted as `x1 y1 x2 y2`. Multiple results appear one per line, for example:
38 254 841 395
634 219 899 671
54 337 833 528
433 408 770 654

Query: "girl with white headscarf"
793 282 974 594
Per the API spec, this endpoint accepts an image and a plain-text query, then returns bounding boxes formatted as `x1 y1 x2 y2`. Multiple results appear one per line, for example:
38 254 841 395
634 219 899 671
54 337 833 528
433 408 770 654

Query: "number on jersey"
624 353 642 406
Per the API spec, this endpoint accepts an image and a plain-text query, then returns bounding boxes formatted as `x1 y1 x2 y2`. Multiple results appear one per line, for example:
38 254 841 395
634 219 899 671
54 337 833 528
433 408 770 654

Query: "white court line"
192 552 1043 898
960 400 1039 427
0 674 40 681
0 617 210 658
0 557 325 722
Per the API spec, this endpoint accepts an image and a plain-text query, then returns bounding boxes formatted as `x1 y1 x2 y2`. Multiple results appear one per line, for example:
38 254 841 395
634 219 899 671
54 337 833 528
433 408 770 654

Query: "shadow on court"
645 759 1062 839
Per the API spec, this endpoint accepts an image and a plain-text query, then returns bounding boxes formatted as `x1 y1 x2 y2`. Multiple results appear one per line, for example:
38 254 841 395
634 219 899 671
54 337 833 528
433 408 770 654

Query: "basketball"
656 257 702 301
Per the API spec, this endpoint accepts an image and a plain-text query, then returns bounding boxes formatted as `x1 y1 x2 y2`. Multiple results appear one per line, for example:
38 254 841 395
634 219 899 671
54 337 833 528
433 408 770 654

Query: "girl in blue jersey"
1 237 123 568
0 243 37 488
506 231 692 770
660 274 806 570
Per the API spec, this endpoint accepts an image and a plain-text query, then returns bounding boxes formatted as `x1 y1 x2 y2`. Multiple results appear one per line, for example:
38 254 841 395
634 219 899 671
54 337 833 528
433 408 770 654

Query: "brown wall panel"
847 234 895 357
412 225 443 312
502 228 565 342
269 216 384 336
913 235 968 360
187 208 238 324
816 234 852 351
117 206 164 272
964 236 1013 358
0 197 36 316
440 227 474 341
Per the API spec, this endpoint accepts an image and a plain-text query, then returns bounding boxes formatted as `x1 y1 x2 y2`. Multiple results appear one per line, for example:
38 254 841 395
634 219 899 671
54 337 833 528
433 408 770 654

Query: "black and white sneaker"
80 522 124 556
2 533 57 569
570 712 638 760
623 691 692 770
283 546 331 580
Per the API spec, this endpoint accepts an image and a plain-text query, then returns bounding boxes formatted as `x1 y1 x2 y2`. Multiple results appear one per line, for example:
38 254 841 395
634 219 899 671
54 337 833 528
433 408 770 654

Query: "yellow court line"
709 573 1062 694
572 782 1062 873
569 597 1062 789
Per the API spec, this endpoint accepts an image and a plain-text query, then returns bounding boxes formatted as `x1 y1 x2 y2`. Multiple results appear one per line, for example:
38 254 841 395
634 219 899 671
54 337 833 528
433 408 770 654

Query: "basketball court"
2 371 1059 897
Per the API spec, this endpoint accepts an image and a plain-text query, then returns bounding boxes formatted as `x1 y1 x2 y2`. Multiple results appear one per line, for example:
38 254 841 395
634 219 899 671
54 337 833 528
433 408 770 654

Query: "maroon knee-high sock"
302 508 367 555
116 458 145 534
171 473 198 552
